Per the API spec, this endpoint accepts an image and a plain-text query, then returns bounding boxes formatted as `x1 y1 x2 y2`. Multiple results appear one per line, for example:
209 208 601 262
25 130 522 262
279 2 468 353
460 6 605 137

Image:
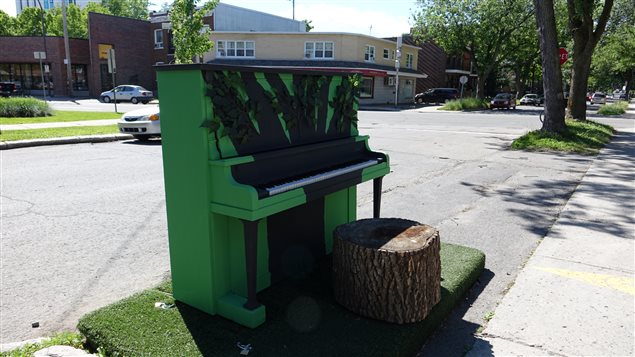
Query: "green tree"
589 0 634 97
304 19 314 32
413 0 535 99
102 0 149 20
170 0 218 64
16 7 46 36
565 0 614 120
46 4 86 38
0 10 16 35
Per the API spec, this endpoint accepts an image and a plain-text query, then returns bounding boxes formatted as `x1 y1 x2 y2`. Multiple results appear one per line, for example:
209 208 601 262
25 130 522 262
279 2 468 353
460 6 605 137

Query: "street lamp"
35 0 48 101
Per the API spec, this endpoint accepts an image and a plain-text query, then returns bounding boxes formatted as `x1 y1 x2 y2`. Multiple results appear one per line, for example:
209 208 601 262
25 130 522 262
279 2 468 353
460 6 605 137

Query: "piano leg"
373 177 383 218
241 219 261 310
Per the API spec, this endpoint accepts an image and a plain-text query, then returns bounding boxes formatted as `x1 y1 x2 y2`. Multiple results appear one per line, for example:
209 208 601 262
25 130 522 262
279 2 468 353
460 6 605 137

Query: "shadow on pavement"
418 269 495 357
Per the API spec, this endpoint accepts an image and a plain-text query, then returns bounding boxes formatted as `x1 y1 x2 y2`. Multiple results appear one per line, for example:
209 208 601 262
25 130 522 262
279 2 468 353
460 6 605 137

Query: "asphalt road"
1 109 633 353
48 98 159 113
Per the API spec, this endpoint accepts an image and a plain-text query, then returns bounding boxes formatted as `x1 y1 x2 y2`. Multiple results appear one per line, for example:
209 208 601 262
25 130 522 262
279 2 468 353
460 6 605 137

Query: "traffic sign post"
107 49 118 113
33 51 47 101
459 75 468 98
559 48 569 65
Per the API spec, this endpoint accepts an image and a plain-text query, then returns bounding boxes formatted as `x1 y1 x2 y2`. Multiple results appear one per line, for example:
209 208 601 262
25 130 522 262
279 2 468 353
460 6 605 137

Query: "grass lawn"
0 111 120 125
0 125 119 142
439 98 489 111
511 119 614 154
78 243 485 357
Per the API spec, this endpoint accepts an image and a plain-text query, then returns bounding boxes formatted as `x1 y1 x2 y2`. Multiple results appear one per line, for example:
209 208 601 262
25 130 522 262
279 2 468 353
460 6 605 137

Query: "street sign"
33 51 46 59
459 75 468 85
107 48 116 74
559 48 569 65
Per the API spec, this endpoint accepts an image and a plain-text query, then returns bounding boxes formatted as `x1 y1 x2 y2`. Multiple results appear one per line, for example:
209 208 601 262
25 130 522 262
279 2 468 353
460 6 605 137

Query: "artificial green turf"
78 243 485 357
0 125 119 141
0 111 120 125
511 119 614 154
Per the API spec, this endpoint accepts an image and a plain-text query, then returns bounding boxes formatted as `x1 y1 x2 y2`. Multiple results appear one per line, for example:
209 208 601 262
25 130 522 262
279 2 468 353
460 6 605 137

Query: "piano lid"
173 65 362 159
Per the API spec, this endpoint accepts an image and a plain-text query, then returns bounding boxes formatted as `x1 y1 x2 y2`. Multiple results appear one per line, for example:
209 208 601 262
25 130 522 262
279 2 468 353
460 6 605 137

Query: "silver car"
117 107 161 141
100 85 154 104
590 93 606 105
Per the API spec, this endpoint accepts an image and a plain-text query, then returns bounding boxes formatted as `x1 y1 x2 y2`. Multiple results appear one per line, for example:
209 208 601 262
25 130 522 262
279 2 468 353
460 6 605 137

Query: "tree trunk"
332 218 441 324
568 54 592 120
476 72 487 99
514 67 524 98
534 0 566 133
566 0 614 120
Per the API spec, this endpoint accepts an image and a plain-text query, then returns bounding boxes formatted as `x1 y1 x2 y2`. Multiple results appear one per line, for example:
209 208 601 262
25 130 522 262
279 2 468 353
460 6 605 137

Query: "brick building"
0 3 305 98
0 36 90 97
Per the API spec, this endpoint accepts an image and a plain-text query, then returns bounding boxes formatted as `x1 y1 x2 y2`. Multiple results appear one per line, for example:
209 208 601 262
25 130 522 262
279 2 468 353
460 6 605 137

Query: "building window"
154 29 163 49
359 76 374 98
383 48 389 59
364 45 375 62
0 63 52 92
304 41 334 59
72 64 88 91
391 50 395 59
406 53 413 69
217 41 256 58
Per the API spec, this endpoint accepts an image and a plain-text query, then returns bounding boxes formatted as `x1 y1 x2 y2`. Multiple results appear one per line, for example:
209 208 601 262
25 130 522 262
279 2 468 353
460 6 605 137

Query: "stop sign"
559 48 569 65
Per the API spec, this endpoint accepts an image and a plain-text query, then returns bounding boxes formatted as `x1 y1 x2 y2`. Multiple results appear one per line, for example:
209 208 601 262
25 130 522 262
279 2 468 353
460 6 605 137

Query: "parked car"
590 92 606 105
100 85 154 104
414 88 459 104
519 94 540 106
490 93 516 110
0 82 17 97
117 107 160 141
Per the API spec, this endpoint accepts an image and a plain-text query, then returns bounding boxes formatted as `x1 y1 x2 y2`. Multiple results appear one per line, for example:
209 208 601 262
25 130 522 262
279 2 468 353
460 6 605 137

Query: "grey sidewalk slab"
467 129 635 357
0 119 119 131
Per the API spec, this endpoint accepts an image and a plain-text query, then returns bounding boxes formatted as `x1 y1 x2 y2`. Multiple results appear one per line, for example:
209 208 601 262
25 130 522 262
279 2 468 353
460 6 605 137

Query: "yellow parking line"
534 266 635 295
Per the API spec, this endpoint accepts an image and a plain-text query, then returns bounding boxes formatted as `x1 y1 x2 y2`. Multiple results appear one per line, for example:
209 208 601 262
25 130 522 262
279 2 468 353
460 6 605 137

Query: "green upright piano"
156 64 389 328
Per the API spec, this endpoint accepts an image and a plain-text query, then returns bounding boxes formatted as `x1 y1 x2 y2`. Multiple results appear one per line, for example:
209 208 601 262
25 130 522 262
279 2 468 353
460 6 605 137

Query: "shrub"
597 101 628 116
0 97 52 117
440 98 489 111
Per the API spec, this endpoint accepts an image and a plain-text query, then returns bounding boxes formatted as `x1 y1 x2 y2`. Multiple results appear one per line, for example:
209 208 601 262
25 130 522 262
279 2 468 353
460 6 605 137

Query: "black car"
0 82 17 97
414 88 459 104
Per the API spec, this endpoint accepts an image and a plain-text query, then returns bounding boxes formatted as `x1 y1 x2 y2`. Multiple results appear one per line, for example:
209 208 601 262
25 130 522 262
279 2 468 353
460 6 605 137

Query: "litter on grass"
154 302 175 310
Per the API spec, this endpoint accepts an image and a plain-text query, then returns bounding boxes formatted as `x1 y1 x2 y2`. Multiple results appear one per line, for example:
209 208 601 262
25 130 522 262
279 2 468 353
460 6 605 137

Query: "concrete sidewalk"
0 119 119 131
467 127 635 356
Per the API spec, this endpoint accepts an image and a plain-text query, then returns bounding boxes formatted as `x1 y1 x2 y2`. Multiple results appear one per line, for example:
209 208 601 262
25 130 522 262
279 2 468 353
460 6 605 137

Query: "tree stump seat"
332 218 441 324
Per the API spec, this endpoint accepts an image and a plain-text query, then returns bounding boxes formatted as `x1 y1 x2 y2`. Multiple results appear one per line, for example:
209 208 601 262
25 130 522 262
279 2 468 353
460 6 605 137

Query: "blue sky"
1 0 419 38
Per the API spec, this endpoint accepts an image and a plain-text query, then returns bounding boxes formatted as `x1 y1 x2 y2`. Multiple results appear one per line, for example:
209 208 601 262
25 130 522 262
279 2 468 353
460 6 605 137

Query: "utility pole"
62 0 73 97
394 36 402 108
290 0 295 20
35 0 48 101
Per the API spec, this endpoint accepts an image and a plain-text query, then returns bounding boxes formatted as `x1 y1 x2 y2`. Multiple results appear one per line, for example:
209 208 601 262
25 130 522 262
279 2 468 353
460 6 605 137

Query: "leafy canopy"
101 0 149 20
0 10 16 35
170 0 218 64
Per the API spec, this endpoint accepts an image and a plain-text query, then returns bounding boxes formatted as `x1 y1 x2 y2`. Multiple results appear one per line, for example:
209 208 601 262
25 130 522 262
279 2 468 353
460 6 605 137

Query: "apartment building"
204 32 424 104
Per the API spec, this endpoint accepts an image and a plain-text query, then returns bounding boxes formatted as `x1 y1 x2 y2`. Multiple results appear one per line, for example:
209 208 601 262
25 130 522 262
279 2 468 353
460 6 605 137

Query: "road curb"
0 134 134 150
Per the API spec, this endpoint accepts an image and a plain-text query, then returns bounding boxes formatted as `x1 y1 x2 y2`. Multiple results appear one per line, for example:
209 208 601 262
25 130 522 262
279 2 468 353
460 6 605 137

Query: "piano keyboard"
264 159 381 197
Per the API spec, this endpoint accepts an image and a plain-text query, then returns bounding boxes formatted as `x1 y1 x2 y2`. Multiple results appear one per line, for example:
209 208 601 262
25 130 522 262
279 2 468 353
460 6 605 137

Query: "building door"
400 79 414 102
100 63 111 92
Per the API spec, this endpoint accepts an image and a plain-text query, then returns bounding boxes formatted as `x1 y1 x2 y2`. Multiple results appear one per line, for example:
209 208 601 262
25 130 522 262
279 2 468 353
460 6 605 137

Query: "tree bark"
534 0 567 133
568 53 593 119
332 218 441 324
566 0 614 120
